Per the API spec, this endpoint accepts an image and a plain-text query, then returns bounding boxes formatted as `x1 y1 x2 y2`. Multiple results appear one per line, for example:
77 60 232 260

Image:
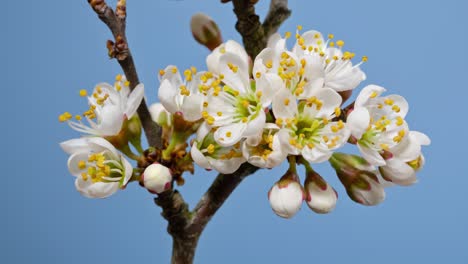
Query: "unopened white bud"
142 163 172 194
268 171 304 219
304 171 337 214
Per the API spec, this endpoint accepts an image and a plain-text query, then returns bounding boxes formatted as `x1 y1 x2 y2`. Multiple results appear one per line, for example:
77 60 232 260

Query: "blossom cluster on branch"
59 25 429 219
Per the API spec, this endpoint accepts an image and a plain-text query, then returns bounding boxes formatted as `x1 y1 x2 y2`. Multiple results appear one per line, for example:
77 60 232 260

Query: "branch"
187 163 258 234
263 0 291 38
231 0 291 58
87 0 162 149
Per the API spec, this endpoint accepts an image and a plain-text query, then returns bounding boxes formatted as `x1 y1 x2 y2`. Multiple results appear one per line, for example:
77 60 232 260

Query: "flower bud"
330 153 385 206
304 171 337 214
142 163 172 194
190 13 222 51
346 171 385 206
268 170 304 219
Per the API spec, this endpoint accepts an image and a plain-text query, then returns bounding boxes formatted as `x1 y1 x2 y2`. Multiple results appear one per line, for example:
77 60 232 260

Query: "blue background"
3 0 467 263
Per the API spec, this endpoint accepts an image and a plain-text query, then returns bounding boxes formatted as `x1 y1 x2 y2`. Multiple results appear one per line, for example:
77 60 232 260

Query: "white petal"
124 84 145 118
244 111 266 137
411 131 431 145
256 73 284 107
95 104 123 136
385 94 409 118
67 152 89 177
357 143 386 166
347 107 370 139
355 85 386 108
87 137 119 158
304 87 341 118
302 146 333 164
60 138 89 154
379 158 417 186
190 142 212 170
214 123 247 147
158 79 179 114
75 179 119 199
272 88 297 120
180 94 203 121
121 155 133 187
218 52 249 92
210 157 245 174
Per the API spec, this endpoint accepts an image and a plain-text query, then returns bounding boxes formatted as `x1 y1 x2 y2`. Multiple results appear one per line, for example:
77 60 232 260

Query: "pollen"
226 131 232 138
256 72 261 79
314 33 320 39
284 98 290 106
362 56 368 62
203 101 208 107
392 105 401 113
206 144 215 154
329 42 335 47
115 74 122 81
336 40 345 47
58 112 72 122
256 91 263 98
297 25 303 31
284 31 292 38
384 98 394 106
380 143 389 151
370 91 378 98
75 115 82 121
78 160 87 170
159 69 165 76
124 81 130 87
275 118 283 126
171 67 178 74
79 89 87 97
217 112 223 116
334 107 341 117
266 60 273 69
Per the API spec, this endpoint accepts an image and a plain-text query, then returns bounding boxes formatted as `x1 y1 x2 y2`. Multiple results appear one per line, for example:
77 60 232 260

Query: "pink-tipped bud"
330 153 385 206
268 171 304 219
346 171 385 206
304 171 337 214
190 13 222 51
142 163 172 194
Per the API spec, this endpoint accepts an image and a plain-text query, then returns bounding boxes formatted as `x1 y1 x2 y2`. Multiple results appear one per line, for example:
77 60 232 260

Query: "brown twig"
232 0 291 58
87 0 162 149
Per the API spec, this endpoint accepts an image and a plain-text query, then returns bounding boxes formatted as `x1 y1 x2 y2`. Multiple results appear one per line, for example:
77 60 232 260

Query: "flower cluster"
60 26 429 219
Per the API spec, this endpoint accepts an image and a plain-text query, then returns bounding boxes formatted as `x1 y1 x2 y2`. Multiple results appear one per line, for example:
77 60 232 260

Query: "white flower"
65 75 144 137
158 65 204 122
201 40 283 147
273 87 350 163
254 28 366 96
268 171 304 219
347 85 410 166
304 171 338 214
190 123 245 174
149 102 172 127
241 123 288 168
60 137 133 198
379 131 430 186
142 163 172 194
